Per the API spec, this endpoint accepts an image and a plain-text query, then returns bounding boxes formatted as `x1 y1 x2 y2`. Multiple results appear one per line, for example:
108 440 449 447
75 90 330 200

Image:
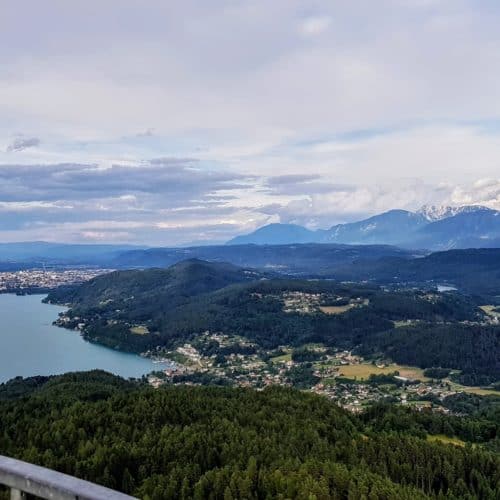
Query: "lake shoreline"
0 293 171 383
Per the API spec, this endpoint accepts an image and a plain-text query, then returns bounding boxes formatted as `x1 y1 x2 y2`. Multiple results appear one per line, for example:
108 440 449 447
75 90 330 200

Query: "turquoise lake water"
0 293 167 383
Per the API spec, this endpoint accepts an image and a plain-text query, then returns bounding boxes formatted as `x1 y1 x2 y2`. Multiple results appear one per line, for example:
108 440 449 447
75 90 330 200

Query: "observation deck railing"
0 455 137 500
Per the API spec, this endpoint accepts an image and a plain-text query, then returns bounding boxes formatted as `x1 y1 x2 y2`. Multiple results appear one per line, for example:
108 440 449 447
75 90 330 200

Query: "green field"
129 325 149 335
319 304 354 315
270 352 292 363
165 351 190 365
451 383 500 397
337 363 429 381
480 305 499 317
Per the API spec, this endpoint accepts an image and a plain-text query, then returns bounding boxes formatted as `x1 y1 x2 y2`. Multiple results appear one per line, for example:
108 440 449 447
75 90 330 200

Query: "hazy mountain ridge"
321 209 428 246
0 241 418 273
0 204 497 269
334 247 500 302
228 223 318 245
228 205 500 249
112 243 415 274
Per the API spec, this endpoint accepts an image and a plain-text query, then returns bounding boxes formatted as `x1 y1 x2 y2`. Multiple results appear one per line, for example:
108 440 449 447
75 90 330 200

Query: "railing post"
1 454 136 499
10 488 26 500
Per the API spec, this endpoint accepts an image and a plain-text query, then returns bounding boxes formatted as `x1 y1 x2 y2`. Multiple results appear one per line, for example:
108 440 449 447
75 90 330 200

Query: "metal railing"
0 455 137 500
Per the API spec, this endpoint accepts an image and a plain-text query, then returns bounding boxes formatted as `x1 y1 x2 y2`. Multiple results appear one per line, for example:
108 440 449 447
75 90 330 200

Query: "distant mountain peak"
417 204 492 221
225 205 500 250
227 223 317 246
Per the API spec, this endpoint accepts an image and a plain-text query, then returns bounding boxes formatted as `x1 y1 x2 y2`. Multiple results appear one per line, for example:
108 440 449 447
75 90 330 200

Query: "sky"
1 0 500 245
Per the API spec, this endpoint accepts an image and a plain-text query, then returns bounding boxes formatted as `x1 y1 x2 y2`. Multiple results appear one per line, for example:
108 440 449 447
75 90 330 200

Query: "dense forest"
46 260 482 353
0 371 499 499
45 259 264 307
334 248 500 303
358 323 500 385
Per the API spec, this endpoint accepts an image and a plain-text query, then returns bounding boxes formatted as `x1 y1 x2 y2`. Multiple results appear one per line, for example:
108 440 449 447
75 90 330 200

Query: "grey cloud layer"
2 1 500 138
0 157 498 242
0 159 261 240
0 160 251 202
6 137 40 152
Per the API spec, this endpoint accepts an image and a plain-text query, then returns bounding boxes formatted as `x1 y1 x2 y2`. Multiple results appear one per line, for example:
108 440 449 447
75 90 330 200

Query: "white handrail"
0 455 137 500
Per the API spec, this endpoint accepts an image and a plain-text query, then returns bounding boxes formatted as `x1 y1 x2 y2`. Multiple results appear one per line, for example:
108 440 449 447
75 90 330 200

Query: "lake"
0 293 169 383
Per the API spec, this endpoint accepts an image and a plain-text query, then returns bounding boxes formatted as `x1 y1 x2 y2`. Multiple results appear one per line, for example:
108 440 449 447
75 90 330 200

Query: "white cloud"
2 1 500 139
0 201 72 211
449 178 500 210
298 16 332 37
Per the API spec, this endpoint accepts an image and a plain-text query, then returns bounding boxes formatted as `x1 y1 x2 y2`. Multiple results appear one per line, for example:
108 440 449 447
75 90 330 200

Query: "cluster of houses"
280 291 368 315
144 333 468 416
0 268 108 293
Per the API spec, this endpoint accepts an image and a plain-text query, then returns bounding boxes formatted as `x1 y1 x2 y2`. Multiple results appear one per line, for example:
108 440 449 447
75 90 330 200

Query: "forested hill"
0 371 499 499
335 248 500 302
359 323 500 386
45 260 483 355
110 246 500 302
43 260 500 387
45 259 264 306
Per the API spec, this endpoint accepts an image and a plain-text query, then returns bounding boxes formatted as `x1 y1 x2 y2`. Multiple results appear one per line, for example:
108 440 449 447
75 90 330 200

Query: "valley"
2 247 500 499
147 333 500 414
42 258 500 407
1 250 500 499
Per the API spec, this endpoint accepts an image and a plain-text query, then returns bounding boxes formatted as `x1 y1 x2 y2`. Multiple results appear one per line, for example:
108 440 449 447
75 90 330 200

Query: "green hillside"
358 323 500 386
45 260 482 355
0 371 499 499
335 248 500 303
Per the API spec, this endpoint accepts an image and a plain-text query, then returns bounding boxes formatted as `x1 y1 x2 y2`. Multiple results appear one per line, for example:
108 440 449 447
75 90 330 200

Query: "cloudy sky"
1 0 500 245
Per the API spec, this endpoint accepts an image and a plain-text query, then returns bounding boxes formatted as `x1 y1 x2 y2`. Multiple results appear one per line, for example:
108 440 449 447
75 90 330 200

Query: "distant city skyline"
1 0 500 245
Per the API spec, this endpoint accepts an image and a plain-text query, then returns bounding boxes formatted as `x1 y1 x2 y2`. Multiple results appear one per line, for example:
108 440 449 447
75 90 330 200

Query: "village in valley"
0 268 112 294
140 289 499 413
46 283 500 414
146 329 488 415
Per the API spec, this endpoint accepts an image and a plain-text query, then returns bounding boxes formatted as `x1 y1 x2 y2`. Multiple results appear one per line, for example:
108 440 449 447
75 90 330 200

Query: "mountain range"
0 205 498 271
0 241 418 275
111 242 414 273
228 205 500 250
